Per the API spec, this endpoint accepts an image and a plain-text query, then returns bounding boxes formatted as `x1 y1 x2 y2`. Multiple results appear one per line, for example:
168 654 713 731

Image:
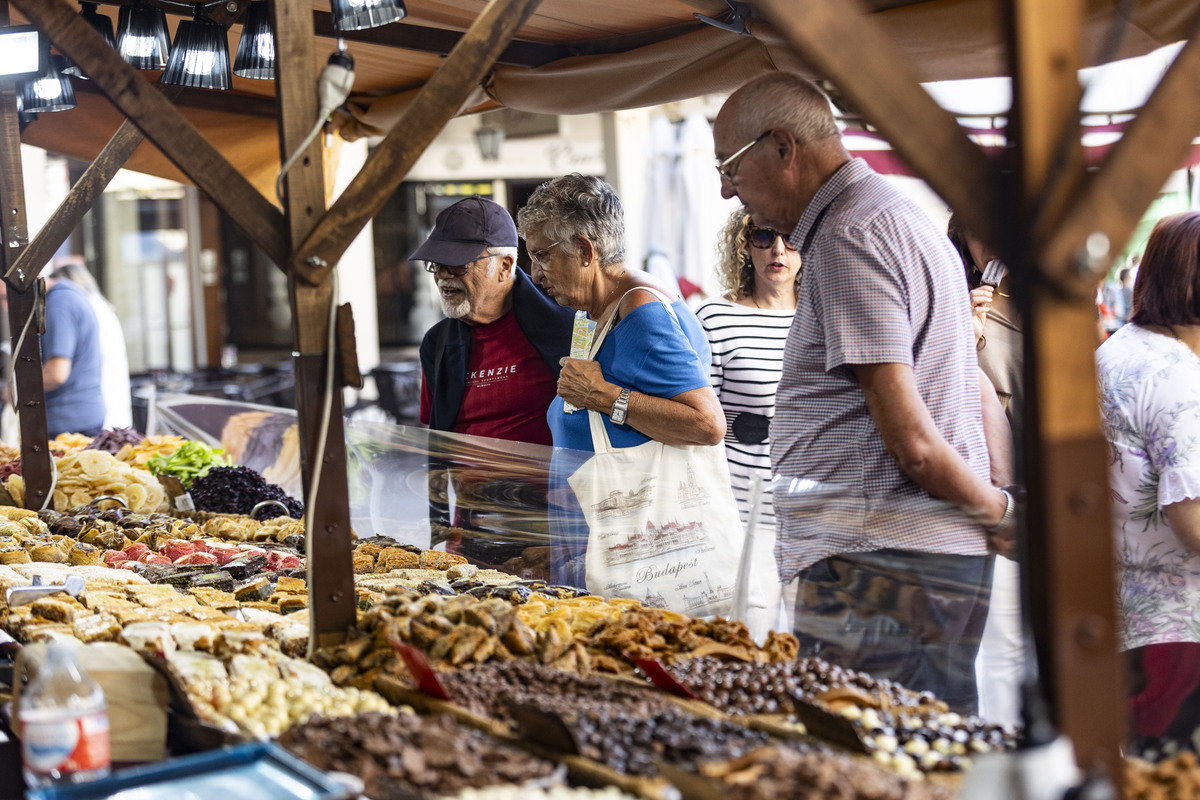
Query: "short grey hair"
515 174 625 267
486 245 519 278
732 73 840 146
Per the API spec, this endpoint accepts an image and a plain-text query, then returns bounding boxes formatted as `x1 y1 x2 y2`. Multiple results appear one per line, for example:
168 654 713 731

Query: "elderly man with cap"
411 196 575 567
413 195 575 444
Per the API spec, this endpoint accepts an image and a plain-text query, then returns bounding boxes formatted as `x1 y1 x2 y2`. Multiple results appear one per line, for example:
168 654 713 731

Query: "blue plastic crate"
26 741 352 800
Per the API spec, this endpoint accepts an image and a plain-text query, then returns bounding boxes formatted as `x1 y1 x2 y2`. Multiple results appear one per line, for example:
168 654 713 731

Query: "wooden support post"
10 0 289 268
0 3 52 509
270 0 356 651
289 0 544 284
1006 0 1125 785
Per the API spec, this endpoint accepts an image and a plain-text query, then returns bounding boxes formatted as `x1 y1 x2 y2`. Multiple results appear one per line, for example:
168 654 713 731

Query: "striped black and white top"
695 297 795 535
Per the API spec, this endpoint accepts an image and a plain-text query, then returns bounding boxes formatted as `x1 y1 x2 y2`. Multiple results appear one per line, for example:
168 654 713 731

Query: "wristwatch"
987 487 1016 533
610 388 632 425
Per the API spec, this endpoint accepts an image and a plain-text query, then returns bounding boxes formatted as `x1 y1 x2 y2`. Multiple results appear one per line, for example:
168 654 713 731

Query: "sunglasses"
749 226 798 251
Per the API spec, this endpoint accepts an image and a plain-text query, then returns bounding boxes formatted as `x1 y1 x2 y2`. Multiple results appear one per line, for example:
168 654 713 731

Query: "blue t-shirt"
40 281 105 437
548 296 712 452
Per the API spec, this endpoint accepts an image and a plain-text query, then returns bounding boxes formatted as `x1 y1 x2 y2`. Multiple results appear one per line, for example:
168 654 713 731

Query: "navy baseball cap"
408 196 518 266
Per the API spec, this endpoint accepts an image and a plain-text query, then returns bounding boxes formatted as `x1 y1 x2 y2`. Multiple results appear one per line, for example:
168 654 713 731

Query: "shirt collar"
788 157 873 252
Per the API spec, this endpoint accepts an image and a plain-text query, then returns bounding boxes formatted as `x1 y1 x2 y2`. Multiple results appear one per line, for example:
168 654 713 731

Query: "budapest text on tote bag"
567 288 746 618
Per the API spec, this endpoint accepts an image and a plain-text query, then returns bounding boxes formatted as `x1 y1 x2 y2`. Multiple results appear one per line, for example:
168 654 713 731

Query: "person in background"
1096 211 1200 750
714 73 1012 711
696 207 800 635
1119 264 1136 324
947 214 1024 727
517 173 725 584
40 271 104 438
411 196 575 564
49 261 132 430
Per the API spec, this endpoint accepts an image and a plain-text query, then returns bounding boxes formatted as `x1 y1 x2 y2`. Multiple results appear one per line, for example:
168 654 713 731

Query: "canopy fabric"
13 0 1199 197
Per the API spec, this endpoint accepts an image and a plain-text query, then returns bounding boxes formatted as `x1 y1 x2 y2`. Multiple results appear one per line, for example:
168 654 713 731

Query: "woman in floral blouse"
1096 211 1200 746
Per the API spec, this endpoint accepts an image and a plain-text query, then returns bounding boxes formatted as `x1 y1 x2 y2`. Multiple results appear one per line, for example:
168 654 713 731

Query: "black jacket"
419 267 575 431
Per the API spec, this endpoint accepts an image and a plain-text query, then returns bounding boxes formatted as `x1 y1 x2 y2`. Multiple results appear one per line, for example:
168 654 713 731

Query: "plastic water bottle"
19 640 111 788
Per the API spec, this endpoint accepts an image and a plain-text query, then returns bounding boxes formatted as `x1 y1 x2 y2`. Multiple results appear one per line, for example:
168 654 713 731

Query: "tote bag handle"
583 286 680 456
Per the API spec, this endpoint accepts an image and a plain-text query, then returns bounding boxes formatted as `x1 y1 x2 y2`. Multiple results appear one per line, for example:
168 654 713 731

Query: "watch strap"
610 387 632 425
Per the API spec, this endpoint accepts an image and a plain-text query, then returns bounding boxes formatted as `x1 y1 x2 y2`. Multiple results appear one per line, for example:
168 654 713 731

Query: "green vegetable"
146 441 231 488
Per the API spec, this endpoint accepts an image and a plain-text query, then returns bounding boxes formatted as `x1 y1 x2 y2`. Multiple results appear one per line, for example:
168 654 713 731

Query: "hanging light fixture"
19 55 77 113
162 6 231 90
63 3 117 79
233 1 274 80
117 0 170 70
329 0 407 32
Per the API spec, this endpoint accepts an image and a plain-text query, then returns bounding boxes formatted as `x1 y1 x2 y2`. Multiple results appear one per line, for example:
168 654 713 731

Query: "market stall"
2 0 1200 798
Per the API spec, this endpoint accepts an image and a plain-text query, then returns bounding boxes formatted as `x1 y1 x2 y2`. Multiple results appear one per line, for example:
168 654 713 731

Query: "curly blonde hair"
713 207 801 301
714 208 755 300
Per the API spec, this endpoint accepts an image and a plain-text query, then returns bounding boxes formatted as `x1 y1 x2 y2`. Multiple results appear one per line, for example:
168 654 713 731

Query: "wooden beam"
1039 27 1200 298
6 85 183 292
270 0 356 651
1006 0 1126 785
755 0 1002 256
312 12 567 67
11 0 289 268
290 0 544 285
0 0 53 510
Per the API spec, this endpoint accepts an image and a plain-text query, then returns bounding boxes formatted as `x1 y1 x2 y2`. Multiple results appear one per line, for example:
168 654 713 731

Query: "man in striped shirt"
713 73 1016 711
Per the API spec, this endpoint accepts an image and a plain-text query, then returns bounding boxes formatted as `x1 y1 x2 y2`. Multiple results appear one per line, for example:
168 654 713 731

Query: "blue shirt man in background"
41 275 105 437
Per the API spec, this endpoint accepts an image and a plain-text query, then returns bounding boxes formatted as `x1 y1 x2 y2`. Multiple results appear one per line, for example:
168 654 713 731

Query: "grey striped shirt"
771 158 989 578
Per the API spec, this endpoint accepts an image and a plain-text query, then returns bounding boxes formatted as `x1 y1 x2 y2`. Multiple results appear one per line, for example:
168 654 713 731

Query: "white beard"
437 279 471 319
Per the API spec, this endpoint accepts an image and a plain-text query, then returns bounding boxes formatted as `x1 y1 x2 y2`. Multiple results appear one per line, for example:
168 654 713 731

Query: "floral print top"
1096 324 1200 651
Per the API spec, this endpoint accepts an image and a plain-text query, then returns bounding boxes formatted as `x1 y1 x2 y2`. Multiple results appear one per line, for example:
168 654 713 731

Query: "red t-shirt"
419 310 557 446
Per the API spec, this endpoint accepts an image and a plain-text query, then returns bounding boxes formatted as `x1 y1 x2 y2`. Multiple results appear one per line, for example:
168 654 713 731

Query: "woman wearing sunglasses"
695 208 801 634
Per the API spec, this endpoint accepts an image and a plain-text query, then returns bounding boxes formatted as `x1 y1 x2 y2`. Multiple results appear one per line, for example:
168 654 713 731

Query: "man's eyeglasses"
749 226 798 251
716 131 770 181
424 253 493 277
529 240 561 268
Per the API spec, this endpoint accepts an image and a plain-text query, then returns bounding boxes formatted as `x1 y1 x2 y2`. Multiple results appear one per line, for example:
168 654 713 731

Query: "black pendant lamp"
20 55 77 113
162 7 231 90
329 0 407 32
117 0 170 70
233 1 274 80
63 2 117 79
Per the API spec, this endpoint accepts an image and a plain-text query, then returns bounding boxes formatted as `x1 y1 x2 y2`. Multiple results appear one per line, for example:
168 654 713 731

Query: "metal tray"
25 742 352 800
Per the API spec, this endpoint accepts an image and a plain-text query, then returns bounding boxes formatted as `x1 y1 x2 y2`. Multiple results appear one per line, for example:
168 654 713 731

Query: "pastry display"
424 660 681 728
698 746 954 800
1126 749 1200 799
278 712 561 799
5 449 167 513
666 657 1015 773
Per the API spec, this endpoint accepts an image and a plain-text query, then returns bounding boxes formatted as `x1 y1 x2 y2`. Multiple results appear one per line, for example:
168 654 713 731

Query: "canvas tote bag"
567 288 746 618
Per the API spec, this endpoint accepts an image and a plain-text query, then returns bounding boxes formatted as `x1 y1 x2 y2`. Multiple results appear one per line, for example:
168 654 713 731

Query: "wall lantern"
475 125 505 161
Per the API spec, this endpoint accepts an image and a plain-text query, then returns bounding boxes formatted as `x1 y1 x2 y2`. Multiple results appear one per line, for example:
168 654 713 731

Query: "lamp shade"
330 0 406 32
233 1 274 79
162 14 231 90
64 3 117 79
117 0 170 70
20 55 76 113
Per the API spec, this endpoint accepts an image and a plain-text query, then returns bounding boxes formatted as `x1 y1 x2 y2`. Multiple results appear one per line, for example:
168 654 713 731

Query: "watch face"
611 406 626 424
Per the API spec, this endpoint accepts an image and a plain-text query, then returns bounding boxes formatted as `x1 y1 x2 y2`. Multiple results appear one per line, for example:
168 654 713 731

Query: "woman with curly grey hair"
517 173 726 588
